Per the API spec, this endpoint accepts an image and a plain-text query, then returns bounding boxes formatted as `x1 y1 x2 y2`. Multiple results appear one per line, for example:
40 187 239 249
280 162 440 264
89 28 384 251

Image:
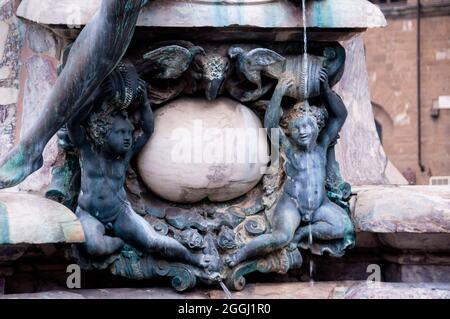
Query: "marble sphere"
137 97 269 203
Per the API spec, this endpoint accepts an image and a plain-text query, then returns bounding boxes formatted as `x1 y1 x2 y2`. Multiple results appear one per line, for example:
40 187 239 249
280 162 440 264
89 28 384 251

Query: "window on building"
370 0 407 6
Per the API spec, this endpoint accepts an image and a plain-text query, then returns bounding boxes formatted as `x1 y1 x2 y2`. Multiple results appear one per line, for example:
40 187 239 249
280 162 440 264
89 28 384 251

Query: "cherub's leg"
76 208 124 256
113 206 213 269
225 194 301 267
0 0 147 189
295 199 352 241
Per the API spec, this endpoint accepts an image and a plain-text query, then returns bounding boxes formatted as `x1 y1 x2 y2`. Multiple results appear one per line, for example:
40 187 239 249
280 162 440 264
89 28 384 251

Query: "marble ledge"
0 185 449 250
1 281 449 299
16 0 387 30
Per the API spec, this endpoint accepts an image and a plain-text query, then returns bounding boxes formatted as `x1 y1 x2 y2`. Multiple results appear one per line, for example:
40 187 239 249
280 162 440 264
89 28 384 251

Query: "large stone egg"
137 97 269 203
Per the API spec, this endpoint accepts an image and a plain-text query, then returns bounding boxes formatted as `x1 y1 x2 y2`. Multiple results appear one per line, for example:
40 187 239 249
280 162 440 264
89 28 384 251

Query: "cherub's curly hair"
83 60 141 148
281 101 328 132
85 110 130 148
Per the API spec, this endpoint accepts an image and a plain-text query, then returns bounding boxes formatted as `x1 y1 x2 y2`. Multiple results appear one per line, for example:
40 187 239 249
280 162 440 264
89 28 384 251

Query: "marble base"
1 281 449 299
0 277 4 295
385 264 450 283
1 185 450 293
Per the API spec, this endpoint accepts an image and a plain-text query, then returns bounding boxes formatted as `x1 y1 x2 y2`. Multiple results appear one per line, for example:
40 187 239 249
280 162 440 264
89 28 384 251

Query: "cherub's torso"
283 143 328 214
77 147 131 223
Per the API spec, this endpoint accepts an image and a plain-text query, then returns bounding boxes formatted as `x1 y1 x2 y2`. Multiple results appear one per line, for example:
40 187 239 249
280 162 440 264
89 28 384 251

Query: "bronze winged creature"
226 43 346 103
139 43 230 103
228 47 285 89
226 47 286 102
139 45 205 80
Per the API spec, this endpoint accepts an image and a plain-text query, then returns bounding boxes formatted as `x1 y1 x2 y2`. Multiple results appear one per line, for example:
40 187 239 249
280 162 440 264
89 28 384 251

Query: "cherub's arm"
132 82 154 154
66 119 86 149
66 88 103 148
264 77 293 149
319 68 348 147
279 129 294 157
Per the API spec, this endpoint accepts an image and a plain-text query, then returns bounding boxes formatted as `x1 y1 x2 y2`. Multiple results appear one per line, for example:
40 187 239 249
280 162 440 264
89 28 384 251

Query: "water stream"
189 0 314 294
309 223 314 286
219 281 233 299
301 0 315 286
302 0 309 101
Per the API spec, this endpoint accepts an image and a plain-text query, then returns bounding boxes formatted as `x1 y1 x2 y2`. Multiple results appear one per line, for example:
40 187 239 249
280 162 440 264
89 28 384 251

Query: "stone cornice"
16 0 387 29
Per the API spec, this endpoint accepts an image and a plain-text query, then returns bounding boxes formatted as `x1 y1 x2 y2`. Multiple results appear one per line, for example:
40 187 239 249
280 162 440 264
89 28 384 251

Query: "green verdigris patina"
0 0 149 189
0 202 9 244
0 0 383 292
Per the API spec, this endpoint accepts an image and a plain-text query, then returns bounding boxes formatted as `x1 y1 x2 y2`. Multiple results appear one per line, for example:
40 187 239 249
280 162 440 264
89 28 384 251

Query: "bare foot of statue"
0 144 44 189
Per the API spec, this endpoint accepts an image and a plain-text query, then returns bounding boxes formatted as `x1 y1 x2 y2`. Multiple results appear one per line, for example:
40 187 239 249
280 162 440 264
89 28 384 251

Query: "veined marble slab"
1 281 449 299
352 185 450 234
0 192 84 244
16 0 386 29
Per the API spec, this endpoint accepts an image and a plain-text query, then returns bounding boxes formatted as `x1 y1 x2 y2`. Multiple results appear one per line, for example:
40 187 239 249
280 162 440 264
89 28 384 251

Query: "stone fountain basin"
0 185 449 289
352 185 450 252
0 185 449 254
0 192 84 246
16 0 387 41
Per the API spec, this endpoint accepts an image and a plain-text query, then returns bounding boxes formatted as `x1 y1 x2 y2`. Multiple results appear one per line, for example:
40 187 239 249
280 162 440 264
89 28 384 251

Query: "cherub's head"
286 102 328 149
87 110 134 155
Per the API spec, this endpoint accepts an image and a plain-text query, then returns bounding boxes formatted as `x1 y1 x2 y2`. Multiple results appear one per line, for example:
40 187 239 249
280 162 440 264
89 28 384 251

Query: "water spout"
208 269 233 299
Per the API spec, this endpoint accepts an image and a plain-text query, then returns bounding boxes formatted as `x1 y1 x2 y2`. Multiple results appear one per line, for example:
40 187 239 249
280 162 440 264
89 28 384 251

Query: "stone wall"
14 21 60 193
0 0 60 193
335 36 406 185
364 1 450 184
0 0 22 158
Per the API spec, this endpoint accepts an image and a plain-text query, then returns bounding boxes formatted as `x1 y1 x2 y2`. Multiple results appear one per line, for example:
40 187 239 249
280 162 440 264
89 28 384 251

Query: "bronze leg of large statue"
0 0 148 189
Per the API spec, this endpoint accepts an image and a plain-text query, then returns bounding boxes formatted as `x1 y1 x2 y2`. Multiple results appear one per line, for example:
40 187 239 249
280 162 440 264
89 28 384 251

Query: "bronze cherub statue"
0 0 149 189
226 67 355 267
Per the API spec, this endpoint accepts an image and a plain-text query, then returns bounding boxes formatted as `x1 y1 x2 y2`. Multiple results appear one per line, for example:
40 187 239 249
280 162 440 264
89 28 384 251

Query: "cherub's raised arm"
67 87 103 147
265 78 295 153
319 68 348 146
66 118 86 148
264 78 293 141
132 84 154 154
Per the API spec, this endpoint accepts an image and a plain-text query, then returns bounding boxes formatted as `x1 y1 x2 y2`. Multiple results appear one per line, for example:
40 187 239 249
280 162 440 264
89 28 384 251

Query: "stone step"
353 185 450 234
352 185 450 252
1 281 449 299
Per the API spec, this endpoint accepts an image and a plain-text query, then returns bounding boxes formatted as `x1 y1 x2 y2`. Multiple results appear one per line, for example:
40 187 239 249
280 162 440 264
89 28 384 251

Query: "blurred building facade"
365 0 450 184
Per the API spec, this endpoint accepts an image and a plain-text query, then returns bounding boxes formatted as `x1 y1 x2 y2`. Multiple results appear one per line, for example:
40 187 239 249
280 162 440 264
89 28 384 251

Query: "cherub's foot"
0 144 44 189
225 251 244 268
